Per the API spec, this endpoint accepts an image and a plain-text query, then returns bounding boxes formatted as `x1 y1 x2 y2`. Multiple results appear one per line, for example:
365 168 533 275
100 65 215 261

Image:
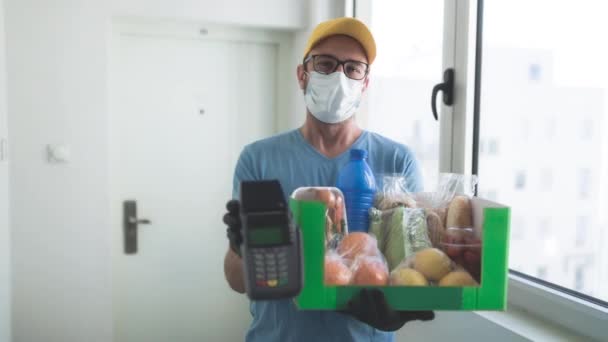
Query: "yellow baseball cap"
303 17 376 64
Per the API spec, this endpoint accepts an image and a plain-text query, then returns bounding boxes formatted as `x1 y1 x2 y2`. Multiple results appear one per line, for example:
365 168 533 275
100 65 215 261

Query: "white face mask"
303 71 364 124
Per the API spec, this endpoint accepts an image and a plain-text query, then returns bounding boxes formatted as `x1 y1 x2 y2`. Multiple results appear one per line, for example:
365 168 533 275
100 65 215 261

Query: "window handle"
431 68 455 120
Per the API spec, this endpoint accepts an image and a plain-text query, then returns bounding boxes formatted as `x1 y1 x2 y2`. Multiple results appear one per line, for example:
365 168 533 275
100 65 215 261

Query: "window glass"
479 0 608 302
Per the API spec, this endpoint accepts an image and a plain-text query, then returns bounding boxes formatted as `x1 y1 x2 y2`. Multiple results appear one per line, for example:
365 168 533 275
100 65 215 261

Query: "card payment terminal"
239 180 303 300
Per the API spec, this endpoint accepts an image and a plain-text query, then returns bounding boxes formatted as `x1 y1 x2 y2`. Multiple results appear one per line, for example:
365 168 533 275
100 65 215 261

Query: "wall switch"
47 144 71 163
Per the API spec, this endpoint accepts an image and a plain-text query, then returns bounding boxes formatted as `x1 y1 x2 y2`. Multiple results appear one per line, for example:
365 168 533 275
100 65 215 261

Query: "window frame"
502 272 608 341
466 0 608 336
354 0 608 337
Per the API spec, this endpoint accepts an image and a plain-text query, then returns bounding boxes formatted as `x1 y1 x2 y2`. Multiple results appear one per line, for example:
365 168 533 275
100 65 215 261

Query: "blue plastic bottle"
336 149 377 233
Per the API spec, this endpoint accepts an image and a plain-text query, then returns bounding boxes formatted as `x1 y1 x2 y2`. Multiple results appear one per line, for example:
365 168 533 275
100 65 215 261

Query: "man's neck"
299 112 363 159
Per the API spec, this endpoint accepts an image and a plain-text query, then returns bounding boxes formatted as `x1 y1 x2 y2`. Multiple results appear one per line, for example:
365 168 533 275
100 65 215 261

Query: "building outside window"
515 171 526 190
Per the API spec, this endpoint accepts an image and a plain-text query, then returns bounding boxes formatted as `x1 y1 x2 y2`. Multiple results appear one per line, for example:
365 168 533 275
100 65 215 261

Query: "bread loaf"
426 210 445 247
446 196 472 228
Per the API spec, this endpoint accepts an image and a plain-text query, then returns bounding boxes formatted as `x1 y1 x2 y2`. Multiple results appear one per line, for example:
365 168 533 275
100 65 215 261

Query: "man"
223 17 434 342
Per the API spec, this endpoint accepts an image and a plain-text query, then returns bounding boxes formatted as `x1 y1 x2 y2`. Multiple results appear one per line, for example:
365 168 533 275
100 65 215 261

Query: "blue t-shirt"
232 129 423 342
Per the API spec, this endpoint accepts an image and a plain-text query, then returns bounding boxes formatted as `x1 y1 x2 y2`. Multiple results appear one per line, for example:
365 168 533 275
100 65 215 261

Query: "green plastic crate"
290 197 511 311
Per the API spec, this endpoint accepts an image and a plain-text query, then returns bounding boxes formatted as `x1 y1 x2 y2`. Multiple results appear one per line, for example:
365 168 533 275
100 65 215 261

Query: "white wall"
5 1 112 341
286 0 347 129
0 0 11 340
111 0 306 29
3 0 306 341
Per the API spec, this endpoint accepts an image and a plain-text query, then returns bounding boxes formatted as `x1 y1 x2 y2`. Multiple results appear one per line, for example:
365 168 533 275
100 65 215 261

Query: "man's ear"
362 75 370 93
297 64 308 91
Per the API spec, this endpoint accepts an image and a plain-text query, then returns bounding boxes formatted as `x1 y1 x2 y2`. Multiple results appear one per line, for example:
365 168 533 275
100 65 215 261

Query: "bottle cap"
350 149 367 160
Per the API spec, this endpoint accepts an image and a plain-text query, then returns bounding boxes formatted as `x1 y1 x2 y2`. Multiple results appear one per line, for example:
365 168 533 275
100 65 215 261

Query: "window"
539 168 553 191
521 119 530 140
479 0 608 304
575 216 588 247
538 218 550 237
514 171 526 190
480 138 498 155
479 189 497 201
581 117 593 140
579 169 591 199
355 1 607 338
511 216 524 239
412 120 422 139
542 235 558 258
545 117 556 139
488 139 499 155
575 265 585 291
528 63 542 81
361 0 445 190
537 266 547 279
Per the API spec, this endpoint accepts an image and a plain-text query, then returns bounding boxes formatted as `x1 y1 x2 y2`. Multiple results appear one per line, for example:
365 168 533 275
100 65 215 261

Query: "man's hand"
341 288 434 331
223 199 246 293
223 199 243 257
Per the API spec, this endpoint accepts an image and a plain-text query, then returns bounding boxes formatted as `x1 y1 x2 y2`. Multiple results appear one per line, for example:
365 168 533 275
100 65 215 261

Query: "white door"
110 25 277 342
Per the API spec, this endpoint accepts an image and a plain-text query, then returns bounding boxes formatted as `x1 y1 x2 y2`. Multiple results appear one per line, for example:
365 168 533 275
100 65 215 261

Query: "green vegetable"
369 208 384 251
384 207 410 271
405 208 432 253
369 207 432 271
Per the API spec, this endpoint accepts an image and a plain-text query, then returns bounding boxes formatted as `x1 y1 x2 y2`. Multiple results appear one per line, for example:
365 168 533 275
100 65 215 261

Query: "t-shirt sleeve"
232 146 258 199
402 147 424 193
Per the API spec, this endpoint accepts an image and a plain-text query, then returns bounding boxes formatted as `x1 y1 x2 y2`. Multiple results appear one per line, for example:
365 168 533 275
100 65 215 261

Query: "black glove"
341 288 434 331
223 199 243 257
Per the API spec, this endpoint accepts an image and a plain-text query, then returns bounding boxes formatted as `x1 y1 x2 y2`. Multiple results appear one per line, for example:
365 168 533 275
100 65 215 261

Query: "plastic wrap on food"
406 208 432 253
382 207 411 271
369 207 385 251
415 173 478 209
324 232 387 286
425 209 445 247
388 247 478 287
336 232 381 266
392 247 454 285
292 187 348 248
446 195 473 228
411 173 478 249
389 264 429 286
371 206 433 272
324 250 353 286
350 254 389 286
440 227 482 282
374 174 417 210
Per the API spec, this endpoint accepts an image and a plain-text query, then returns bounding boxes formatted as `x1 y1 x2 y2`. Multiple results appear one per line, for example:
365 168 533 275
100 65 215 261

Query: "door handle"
431 68 455 121
123 200 152 254
128 216 151 225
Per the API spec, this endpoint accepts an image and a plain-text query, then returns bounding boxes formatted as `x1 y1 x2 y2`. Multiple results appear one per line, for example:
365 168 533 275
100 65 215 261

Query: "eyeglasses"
303 54 369 80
